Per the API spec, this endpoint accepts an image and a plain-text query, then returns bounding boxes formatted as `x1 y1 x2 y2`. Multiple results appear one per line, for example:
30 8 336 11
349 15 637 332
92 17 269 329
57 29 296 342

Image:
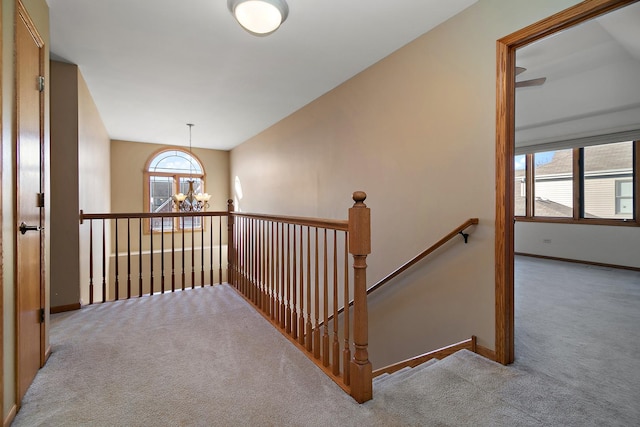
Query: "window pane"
149 150 203 174
534 149 573 217
150 176 174 230
584 141 633 219
514 155 526 216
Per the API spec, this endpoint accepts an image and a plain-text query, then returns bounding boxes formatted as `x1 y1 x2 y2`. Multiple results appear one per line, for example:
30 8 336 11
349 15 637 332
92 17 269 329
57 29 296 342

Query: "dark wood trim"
496 0 637 366
516 252 640 272
0 0 4 415
3 405 17 427
44 345 51 364
573 147 582 220
475 344 497 362
495 36 515 365
50 303 81 314
372 337 476 378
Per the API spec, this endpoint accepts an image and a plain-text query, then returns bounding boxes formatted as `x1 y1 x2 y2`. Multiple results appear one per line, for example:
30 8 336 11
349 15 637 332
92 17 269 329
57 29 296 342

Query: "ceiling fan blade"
515 66 527 76
516 77 546 88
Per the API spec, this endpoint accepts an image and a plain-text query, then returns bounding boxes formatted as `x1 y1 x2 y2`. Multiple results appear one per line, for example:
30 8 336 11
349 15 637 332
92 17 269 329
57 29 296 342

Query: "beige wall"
77 68 111 306
111 140 229 214
230 0 582 368
50 60 110 308
2 0 50 419
50 61 80 308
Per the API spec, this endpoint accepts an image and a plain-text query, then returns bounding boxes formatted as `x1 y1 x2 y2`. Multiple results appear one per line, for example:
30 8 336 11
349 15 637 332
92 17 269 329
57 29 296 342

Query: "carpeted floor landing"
12 277 639 426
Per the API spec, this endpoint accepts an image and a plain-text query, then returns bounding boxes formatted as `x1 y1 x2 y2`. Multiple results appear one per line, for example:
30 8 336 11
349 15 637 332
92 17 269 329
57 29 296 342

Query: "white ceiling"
515 2 640 148
46 0 477 150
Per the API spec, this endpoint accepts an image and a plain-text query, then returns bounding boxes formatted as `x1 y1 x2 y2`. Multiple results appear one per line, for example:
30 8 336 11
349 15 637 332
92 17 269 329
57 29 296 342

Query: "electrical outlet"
543 239 552 244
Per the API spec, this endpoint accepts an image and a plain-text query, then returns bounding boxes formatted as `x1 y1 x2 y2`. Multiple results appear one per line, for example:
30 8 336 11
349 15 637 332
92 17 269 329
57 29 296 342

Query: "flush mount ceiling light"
227 0 289 36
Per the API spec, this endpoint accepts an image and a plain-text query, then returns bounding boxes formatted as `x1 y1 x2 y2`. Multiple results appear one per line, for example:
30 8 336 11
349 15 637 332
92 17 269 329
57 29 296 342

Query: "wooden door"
15 2 45 404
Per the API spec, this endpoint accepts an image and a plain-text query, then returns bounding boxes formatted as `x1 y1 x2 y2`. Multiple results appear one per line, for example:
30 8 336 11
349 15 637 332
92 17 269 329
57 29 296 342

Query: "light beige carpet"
13 283 635 426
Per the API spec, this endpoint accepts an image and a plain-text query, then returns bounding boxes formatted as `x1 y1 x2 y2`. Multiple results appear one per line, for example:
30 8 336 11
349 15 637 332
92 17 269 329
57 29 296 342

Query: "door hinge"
38 75 45 92
40 308 45 323
37 192 45 208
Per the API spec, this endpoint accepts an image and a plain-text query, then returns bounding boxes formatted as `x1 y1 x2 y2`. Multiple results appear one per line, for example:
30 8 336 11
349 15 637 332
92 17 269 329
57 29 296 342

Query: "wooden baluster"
332 229 340 375
114 219 119 301
313 227 320 359
181 219 186 291
139 218 143 297
286 224 292 335
280 223 286 329
274 221 280 321
239 217 243 292
349 191 372 403
227 200 234 287
251 218 260 308
150 216 154 296
236 217 241 291
191 214 195 289
343 231 350 385
213 215 216 285
306 226 312 352
161 215 165 294
247 218 252 300
291 224 298 340
127 218 131 299
322 228 329 367
244 217 249 295
259 220 264 311
201 214 205 287
171 219 175 292
267 221 273 317
264 220 269 312
89 219 94 305
250 217 254 299
298 226 305 346
272 222 277 320
102 218 106 303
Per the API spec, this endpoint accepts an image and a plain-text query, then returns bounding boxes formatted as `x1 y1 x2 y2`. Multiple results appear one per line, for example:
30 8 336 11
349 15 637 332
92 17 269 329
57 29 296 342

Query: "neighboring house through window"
515 140 638 223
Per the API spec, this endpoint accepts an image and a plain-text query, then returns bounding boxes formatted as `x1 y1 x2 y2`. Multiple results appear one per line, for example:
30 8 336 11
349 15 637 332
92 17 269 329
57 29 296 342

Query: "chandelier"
172 124 211 212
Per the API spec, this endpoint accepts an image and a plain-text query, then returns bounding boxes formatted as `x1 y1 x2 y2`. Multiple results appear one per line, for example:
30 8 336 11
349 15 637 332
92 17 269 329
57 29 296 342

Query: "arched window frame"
143 147 207 232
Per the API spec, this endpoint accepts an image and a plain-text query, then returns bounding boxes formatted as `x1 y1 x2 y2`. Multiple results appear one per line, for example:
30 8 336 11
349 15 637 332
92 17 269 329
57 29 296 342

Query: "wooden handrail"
80 210 349 231
367 218 478 295
325 218 479 323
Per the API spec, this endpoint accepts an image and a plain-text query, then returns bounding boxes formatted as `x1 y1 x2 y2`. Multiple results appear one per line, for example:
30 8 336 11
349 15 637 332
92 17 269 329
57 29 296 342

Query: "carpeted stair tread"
373 358 439 389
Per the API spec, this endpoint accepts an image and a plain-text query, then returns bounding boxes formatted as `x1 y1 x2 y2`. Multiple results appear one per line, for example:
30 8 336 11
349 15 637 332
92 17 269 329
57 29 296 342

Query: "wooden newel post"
227 199 235 287
348 191 373 403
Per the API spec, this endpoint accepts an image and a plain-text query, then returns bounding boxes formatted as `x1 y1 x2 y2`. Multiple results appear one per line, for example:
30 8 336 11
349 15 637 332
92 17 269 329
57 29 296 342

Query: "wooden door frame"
14 0 46 403
495 0 638 364
0 0 4 417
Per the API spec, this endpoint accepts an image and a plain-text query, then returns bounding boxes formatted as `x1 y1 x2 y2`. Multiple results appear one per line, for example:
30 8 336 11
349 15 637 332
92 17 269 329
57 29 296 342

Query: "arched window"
144 149 206 231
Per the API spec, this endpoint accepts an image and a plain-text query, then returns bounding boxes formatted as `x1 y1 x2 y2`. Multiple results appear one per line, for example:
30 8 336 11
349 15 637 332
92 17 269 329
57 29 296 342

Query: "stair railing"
227 192 373 403
79 210 229 303
80 192 374 403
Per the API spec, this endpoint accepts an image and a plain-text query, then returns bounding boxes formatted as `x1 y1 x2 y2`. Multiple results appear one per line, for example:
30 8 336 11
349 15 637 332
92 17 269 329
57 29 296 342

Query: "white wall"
515 222 640 268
